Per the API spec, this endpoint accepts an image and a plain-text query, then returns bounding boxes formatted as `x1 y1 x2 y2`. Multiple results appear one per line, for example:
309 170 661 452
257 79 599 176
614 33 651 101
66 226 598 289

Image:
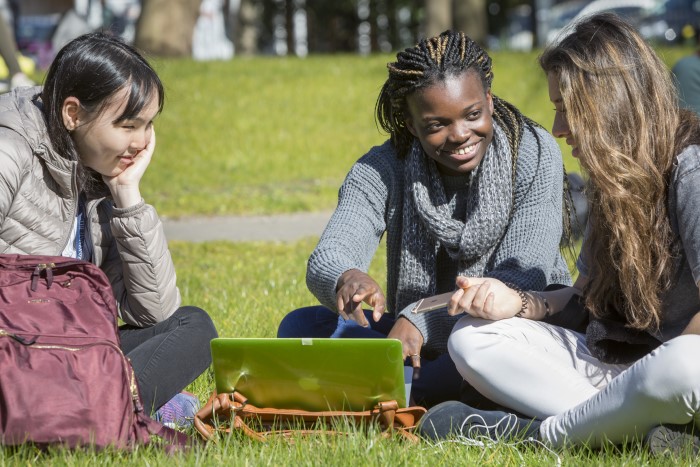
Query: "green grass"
148 55 388 217
4 48 699 464
3 240 696 465
143 46 693 218
5 430 695 466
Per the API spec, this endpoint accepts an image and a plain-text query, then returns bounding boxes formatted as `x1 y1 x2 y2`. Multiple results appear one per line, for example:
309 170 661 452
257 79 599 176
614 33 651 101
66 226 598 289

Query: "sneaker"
417 400 541 444
154 391 200 429
645 423 700 456
10 73 35 91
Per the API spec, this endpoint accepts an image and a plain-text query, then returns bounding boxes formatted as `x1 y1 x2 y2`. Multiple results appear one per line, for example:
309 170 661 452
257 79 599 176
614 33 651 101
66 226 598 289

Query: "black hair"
41 32 164 195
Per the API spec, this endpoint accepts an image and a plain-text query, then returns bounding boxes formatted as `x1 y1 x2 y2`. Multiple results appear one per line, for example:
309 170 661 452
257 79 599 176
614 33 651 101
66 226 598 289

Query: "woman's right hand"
447 276 522 320
103 128 156 209
336 269 386 326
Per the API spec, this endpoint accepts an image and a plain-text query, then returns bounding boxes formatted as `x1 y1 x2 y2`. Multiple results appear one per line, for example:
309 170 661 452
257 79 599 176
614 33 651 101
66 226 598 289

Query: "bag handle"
194 391 426 443
193 392 232 441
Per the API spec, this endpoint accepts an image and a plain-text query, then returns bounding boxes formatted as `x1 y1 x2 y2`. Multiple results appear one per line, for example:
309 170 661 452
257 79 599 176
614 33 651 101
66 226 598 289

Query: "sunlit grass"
144 53 544 217
3 239 696 464
23 46 692 218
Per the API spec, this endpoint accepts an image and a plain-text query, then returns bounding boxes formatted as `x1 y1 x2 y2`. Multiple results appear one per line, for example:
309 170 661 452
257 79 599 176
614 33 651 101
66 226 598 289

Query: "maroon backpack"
0 255 190 450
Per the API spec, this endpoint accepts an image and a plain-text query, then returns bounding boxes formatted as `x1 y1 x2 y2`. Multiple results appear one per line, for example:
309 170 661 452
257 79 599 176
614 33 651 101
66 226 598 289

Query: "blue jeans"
277 305 464 408
119 306 218 413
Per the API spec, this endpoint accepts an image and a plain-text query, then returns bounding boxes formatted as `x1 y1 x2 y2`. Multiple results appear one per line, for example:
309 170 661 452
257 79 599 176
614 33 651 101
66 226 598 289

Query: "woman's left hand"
447 276 523 320
103 129 156 208
387 317 424 379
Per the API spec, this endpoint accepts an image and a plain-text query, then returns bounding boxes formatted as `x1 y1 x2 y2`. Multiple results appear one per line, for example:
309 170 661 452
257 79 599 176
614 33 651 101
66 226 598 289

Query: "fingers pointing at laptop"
387 317 423 380
336 269 386 326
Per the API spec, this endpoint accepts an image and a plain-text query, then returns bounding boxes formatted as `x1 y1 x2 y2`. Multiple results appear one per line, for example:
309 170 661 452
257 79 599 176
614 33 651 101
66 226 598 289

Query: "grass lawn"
4 239 697 465
146 46 693 218
3 47 699 464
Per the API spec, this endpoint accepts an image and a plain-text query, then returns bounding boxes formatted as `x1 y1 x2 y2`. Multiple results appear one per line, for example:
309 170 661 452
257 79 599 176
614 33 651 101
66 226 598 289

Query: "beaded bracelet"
505 282 528 317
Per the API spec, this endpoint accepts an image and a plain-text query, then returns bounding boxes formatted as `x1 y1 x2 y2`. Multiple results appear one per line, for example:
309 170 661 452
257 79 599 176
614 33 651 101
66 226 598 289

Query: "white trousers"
448 316 700 448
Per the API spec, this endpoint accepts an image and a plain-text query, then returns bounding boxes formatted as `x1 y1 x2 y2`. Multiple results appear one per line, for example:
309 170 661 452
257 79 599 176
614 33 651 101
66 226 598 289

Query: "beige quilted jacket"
0 87 181 327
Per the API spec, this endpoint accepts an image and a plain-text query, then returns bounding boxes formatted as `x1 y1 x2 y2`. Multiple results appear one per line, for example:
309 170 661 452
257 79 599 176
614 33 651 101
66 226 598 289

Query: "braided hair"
375 29 575 247
377 31 531 170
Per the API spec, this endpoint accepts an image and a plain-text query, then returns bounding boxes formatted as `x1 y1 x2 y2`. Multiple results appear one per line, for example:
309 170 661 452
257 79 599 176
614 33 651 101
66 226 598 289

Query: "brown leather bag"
194 391 427 443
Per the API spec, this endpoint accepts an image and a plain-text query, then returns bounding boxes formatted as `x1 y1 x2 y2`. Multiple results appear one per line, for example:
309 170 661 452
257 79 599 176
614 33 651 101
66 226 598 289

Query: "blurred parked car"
639 0 700 43
575 0 661 20
487 4 535 51
543 0 588 44
546 0 661 44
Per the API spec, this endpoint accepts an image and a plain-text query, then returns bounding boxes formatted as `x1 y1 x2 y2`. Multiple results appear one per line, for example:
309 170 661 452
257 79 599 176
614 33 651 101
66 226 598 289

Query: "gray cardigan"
307 125 572 354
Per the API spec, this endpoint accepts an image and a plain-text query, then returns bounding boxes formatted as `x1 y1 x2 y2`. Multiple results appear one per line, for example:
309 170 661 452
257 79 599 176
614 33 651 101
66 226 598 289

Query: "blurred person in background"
0 1 34 92
672 30 700 115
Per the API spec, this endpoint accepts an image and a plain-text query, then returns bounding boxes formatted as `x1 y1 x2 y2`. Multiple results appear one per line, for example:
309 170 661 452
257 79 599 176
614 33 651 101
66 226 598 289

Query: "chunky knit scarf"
395 122 514 312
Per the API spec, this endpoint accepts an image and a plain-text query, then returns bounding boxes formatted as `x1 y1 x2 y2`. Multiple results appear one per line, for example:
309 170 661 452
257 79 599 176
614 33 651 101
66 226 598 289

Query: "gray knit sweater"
307 125 572 354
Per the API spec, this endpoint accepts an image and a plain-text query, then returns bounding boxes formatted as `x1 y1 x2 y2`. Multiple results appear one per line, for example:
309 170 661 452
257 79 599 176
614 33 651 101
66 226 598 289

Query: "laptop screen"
210 338 407 411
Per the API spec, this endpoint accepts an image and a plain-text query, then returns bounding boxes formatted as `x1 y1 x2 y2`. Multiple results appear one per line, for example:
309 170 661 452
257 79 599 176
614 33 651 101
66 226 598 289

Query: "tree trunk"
386 0 399 50
453 0 487 44
135 0 203 57
285 0 295 55
424 0 451 38
235 0 261 55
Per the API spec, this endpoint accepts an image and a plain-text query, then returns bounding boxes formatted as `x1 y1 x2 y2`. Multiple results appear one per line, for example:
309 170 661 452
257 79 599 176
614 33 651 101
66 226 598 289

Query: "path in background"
162 211 333 242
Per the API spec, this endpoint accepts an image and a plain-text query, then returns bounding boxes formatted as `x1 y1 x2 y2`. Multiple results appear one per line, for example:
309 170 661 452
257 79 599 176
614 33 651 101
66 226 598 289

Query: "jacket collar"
0 87 77 197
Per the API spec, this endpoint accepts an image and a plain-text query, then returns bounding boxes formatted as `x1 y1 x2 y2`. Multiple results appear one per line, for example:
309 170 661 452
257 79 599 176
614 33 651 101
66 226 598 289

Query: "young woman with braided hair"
419 14 700 454
277 30 571 407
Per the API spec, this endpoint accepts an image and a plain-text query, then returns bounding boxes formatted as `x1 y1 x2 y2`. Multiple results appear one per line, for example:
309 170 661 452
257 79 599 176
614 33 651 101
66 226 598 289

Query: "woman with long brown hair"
419 13 700 453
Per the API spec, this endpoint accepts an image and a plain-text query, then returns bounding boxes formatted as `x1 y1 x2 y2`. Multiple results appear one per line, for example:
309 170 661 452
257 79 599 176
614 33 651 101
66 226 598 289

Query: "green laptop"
210 338 408 411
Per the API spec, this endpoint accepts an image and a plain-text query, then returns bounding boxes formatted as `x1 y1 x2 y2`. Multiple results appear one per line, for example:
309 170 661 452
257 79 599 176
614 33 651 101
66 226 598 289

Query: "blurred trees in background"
135 0 202 56
16 0 545 60
424 0 487 42
233 0 493 56
130 0 535 57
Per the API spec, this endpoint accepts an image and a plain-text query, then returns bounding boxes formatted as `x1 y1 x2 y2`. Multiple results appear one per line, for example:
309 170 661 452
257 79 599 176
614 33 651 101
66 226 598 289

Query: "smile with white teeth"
451 143 477 155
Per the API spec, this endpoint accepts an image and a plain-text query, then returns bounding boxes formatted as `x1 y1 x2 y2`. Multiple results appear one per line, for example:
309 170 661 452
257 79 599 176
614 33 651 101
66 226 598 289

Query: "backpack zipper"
1 330 143 417
30 262 56 291
0 328 36 345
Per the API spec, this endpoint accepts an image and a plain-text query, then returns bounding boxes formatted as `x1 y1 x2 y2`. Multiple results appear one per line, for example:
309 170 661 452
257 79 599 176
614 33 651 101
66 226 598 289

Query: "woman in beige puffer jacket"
0 32 217 427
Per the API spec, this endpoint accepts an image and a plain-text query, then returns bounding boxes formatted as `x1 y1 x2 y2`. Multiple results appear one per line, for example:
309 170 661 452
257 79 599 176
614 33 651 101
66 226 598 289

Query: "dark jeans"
119 306 218 414
277 305 464 408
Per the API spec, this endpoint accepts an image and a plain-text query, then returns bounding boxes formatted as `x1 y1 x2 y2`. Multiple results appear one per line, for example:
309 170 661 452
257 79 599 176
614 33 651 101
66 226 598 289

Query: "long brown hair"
540 13 700 330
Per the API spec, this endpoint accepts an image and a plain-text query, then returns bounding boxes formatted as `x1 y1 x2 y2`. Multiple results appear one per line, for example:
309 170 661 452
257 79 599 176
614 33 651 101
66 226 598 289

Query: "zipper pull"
30 265 41 291
30 263 56 291
0 329 36 345
129 365 144 413
45 262 54 289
